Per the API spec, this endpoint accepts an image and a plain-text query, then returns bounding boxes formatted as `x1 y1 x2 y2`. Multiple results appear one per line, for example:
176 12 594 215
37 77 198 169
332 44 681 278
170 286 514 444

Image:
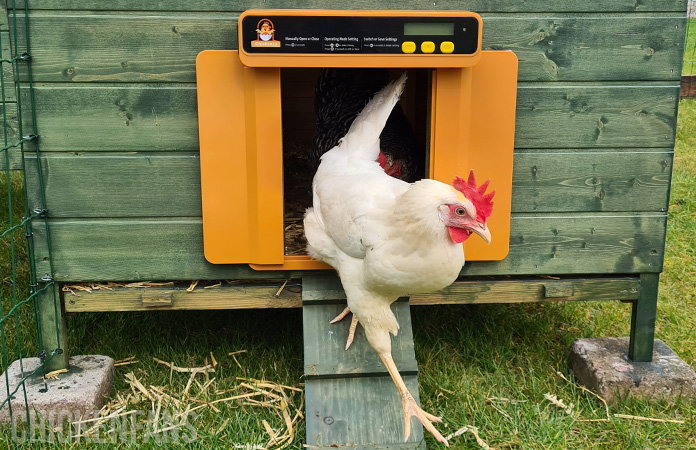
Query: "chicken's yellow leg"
378 352 449 446
330 307 359 350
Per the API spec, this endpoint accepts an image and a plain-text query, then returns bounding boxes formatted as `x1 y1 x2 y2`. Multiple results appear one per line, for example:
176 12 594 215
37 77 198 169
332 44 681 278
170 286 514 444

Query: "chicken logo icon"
251 19 280 48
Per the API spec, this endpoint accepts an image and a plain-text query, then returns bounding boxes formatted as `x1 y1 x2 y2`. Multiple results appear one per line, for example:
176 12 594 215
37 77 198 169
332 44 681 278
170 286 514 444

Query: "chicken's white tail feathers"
339 72 407 161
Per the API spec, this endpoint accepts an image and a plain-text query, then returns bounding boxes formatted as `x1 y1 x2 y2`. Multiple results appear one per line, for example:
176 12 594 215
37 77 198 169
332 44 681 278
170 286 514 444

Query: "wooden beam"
22 83 679 152
64 276 640 313
64 281 302 312
38 283 68 371
410 277 640 305
628 273 660 362
23 150 673 217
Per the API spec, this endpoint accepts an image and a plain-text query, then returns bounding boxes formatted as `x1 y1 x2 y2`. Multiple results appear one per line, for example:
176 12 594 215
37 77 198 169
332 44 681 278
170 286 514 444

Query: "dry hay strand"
42 368 68 382
555 371 685 424
62 281 174 296
88 353 305 448
543 393 575 416
445 425 494 450
152 357 215 374
114 356 138 367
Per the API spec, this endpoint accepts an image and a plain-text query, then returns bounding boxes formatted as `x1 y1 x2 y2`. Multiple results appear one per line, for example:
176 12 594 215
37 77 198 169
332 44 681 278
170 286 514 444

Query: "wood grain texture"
629 272 660 361
20 82 678 152
0 145 20 170
0 31 17 102
301 272 424 447
305 376 424 448
409 277 640 305
12 13 685 83
12 0 687 12
303 302 418 378
37 283 69 371
64 281 302 312
0 99 21 170
23 150 672 217
512 150 672 212
62 276 641 311
514 82 679 148
30 214 665 282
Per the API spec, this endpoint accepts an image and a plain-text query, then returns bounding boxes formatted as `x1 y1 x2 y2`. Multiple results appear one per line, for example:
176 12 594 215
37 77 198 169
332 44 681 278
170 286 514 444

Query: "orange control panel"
238 9 482 68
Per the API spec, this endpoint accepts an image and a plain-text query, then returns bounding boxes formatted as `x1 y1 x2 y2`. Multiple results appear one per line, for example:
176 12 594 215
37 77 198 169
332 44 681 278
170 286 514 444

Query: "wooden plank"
23 84 200 152
0 100 22 170
63 276 640 311
22 82 679 152
64 281 302 312
305 376 424 449
0 32 17 102
303 302 418 378
12 0 687 12
512 150 672 212
13 13 685 83
23 150 672 218
302 274 346 302
0 140 21 170
514 82 679 149
25 152 203 217
484 14 685 82
302 273 424 447
0 2 9 31
409 277 640 305
461 213 666 277
31 213 665 282
15 12 238 83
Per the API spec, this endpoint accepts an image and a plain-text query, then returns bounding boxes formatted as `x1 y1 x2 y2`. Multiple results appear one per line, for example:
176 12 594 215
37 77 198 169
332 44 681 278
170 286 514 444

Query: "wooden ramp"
303 275 426 449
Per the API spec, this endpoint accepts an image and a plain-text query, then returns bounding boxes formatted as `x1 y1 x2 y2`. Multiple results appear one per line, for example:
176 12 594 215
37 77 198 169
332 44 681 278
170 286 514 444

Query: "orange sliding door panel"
196 50 285 265
430 51 518 261
197 50 330 270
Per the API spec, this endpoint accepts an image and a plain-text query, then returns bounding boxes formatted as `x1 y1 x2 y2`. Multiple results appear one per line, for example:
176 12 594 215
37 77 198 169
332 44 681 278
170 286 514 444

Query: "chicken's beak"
470 223 491 244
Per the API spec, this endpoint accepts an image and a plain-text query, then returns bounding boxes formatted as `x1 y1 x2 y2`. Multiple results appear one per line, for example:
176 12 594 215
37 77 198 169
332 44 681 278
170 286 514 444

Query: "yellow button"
402 41 416 54
421 41 435 54
440 41 455 54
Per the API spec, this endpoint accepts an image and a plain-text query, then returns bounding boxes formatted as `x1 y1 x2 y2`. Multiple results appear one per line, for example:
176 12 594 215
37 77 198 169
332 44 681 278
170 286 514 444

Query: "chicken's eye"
455 207 466 216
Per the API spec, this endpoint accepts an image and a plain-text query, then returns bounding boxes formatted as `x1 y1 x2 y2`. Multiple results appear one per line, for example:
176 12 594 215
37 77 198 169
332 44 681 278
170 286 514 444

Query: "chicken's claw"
378 352 449 446
330 307 359 350
401 392 449 446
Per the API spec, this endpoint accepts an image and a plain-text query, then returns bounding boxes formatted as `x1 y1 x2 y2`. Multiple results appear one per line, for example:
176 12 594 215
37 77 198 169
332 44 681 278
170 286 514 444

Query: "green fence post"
38 283 68 372
628 273 659 362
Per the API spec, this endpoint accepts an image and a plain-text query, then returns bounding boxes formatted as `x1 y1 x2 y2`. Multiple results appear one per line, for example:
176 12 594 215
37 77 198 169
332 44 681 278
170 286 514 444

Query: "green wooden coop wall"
8 0 687 283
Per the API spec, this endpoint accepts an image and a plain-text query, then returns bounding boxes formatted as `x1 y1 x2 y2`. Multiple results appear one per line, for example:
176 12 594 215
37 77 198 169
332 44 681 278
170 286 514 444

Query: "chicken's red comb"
453 170 495 223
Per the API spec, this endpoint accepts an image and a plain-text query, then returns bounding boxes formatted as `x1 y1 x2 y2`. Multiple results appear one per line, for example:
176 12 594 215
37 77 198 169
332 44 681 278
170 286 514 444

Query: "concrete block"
0 355 114 423
570 337 696 404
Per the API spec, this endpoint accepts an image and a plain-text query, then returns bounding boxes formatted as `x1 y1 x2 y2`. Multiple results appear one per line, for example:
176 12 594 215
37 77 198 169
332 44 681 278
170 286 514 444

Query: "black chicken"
311 68 424 182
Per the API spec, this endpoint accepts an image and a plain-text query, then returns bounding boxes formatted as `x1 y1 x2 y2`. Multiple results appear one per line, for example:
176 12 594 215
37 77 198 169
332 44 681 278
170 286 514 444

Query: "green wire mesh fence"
1 1 63 445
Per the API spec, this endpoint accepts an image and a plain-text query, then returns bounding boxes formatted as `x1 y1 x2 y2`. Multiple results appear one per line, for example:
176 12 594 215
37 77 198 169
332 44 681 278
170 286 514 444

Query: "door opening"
280 68 431 256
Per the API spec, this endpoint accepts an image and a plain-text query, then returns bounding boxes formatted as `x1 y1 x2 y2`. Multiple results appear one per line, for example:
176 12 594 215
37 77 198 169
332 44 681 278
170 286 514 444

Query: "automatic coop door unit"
196 10 518 270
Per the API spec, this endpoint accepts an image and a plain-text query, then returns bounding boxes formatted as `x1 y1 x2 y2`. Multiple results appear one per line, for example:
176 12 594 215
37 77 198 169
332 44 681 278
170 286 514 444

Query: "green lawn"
683 18 696 76
1 101 695 448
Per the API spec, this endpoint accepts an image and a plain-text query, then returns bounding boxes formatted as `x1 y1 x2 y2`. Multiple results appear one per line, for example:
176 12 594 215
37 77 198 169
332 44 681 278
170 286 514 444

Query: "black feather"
311 68 424 182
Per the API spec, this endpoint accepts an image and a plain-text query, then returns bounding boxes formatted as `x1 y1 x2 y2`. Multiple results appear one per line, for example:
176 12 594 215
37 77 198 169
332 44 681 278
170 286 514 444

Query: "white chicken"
304 73 495 446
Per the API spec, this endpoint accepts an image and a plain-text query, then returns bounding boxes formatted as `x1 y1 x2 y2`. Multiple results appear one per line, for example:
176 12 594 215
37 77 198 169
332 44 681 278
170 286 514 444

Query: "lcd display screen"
403 22 455 36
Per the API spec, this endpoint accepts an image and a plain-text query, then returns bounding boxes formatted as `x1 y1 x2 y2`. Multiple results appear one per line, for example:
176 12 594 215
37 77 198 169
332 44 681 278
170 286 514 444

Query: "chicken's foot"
378 352 449 446
330 307 359 350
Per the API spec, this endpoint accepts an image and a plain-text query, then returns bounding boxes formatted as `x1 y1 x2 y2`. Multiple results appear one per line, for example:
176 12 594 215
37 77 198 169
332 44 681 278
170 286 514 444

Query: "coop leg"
38 283 69 372
628 273 659 362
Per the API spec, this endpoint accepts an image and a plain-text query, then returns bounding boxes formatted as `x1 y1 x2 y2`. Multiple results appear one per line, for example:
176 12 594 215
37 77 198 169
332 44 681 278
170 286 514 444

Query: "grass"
684 18 696 76
1 111 695 448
